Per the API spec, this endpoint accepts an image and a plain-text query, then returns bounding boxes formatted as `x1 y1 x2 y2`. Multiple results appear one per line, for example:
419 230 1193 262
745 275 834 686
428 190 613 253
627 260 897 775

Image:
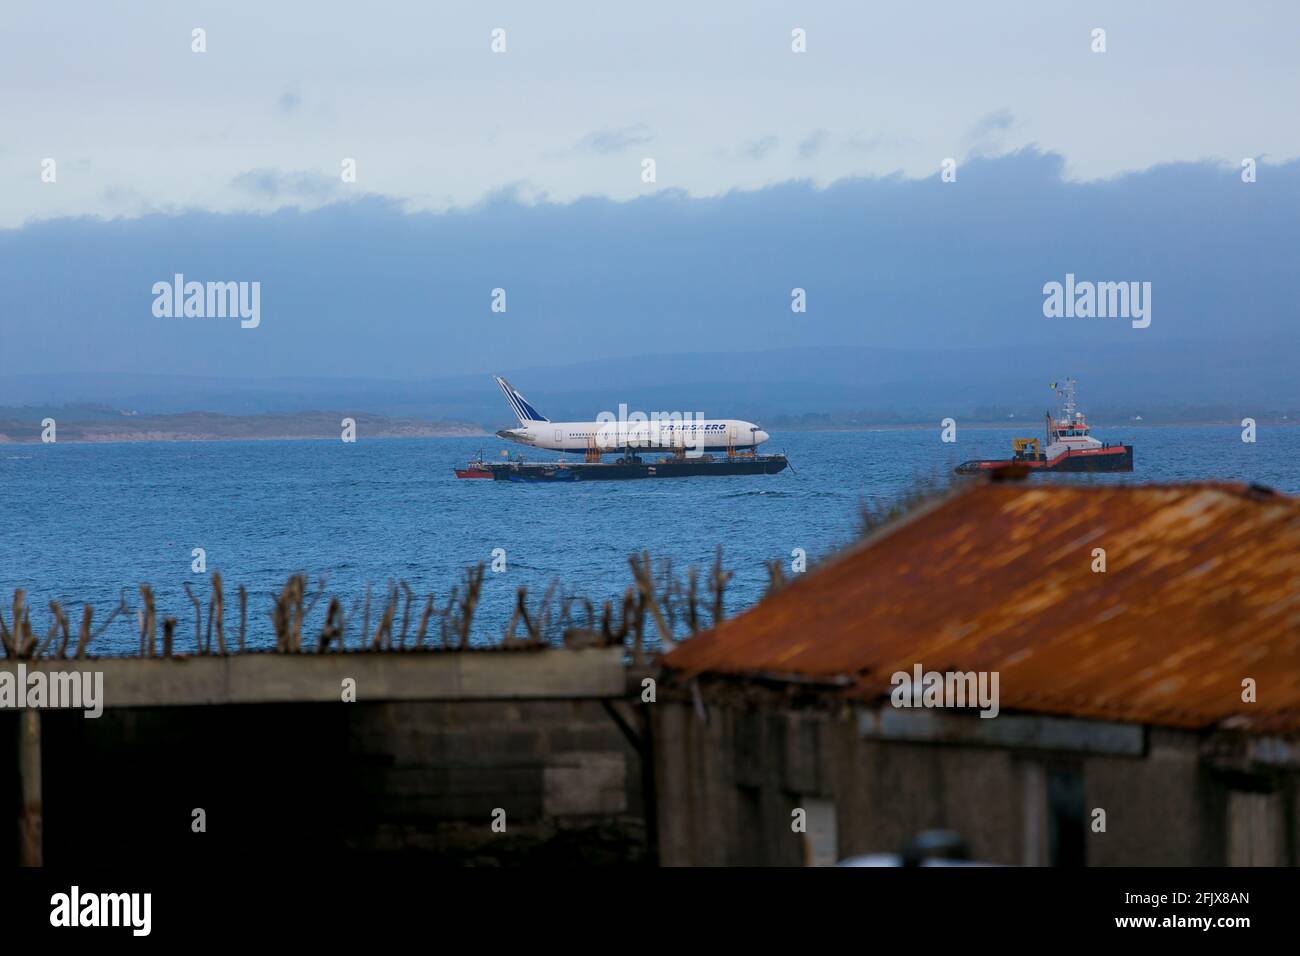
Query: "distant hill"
0 407 483 443
3 339 1296 428
4 153 1298 426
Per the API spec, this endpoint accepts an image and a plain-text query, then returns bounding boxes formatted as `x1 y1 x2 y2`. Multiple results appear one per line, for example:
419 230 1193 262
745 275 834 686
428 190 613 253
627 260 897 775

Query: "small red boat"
454 450 494 479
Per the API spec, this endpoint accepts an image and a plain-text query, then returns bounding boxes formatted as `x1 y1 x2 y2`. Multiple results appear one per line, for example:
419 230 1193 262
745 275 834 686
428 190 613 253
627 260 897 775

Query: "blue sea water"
1 425 1295 655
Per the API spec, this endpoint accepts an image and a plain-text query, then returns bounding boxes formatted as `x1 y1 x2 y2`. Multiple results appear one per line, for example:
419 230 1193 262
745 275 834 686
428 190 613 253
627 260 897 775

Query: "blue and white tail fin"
494 376 549 424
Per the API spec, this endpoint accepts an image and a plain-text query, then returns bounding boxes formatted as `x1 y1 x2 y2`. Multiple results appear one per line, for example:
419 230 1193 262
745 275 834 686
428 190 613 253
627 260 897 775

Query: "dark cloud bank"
2 149 1297 419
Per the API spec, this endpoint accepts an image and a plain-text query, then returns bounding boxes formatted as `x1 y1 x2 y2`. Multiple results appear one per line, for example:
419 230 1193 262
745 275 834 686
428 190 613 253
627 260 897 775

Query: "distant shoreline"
764 419 1298 433
0 417 1290 446
0 411 487 445
0 430 489 445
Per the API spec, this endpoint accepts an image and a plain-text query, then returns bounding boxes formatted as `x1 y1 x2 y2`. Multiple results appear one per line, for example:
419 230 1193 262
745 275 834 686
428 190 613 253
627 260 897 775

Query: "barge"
457 452 789 481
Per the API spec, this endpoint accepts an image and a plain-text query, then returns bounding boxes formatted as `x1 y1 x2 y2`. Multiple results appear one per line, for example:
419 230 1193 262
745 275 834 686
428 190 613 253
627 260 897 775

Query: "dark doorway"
1047 766 1086 867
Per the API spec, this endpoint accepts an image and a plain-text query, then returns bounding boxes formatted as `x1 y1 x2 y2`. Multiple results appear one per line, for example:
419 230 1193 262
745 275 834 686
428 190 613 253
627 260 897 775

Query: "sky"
1 1 1298 394
2 1 1298 226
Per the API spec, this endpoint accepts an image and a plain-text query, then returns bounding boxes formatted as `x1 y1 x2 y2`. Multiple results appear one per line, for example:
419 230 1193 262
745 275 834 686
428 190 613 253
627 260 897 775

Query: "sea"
2 425 1295 656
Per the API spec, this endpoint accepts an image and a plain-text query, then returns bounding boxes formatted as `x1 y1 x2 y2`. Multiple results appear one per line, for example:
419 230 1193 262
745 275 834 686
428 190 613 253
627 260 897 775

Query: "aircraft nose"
755 429 770 445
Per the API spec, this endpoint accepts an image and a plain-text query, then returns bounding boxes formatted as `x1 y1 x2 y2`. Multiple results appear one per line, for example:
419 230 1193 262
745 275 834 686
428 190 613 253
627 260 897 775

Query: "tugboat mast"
1053 377 1078 420
1046 377 1080 444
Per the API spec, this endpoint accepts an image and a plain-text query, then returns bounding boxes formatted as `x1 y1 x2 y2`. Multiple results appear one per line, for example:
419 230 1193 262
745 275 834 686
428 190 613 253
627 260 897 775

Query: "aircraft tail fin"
494 376 549 424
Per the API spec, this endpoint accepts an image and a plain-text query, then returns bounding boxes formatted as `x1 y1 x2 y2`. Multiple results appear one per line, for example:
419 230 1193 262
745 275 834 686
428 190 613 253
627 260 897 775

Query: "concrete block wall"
651 698 1298 867
343 699 646 863
2 698 646 865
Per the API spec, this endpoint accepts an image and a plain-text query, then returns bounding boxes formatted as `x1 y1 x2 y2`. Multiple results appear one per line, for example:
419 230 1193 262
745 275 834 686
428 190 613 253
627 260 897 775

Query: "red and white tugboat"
956 379 1134 474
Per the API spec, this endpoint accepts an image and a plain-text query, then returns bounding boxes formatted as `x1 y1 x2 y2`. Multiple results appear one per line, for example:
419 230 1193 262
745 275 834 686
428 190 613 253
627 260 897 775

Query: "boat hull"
956 445 1133 475
484 454 789 482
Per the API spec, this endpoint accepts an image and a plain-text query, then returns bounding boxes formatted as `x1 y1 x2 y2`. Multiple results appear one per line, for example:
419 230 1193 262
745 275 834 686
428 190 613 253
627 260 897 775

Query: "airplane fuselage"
497 419 770 453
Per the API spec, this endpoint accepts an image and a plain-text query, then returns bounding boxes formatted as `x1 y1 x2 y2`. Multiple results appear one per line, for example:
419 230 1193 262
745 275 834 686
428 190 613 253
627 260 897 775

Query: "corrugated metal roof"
664 482 1300 733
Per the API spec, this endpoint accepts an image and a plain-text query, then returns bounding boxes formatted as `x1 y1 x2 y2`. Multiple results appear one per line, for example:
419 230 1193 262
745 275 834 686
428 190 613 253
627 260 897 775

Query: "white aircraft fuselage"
492 376 770 454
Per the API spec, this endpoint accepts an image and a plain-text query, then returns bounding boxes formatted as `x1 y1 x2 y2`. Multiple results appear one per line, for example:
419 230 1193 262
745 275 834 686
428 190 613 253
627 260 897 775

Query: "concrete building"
656 480 1300 866
2 650 649 865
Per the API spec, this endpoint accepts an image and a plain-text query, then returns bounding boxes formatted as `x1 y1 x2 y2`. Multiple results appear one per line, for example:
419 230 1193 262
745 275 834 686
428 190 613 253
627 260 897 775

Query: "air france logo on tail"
495 376 549 423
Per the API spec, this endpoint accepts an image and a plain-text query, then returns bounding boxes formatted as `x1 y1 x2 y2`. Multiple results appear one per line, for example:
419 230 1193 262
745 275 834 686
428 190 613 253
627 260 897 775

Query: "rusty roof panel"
664 482 1300 733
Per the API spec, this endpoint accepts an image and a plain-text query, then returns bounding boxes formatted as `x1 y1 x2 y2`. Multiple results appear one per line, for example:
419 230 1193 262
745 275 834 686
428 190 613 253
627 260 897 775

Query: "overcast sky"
3 1 1298 227
3 1 1298 396
5 149 1298 382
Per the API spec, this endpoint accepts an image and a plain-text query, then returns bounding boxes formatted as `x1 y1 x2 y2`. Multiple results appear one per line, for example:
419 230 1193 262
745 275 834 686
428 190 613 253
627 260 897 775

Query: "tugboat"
955 379 1133 475
453 449 494 479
